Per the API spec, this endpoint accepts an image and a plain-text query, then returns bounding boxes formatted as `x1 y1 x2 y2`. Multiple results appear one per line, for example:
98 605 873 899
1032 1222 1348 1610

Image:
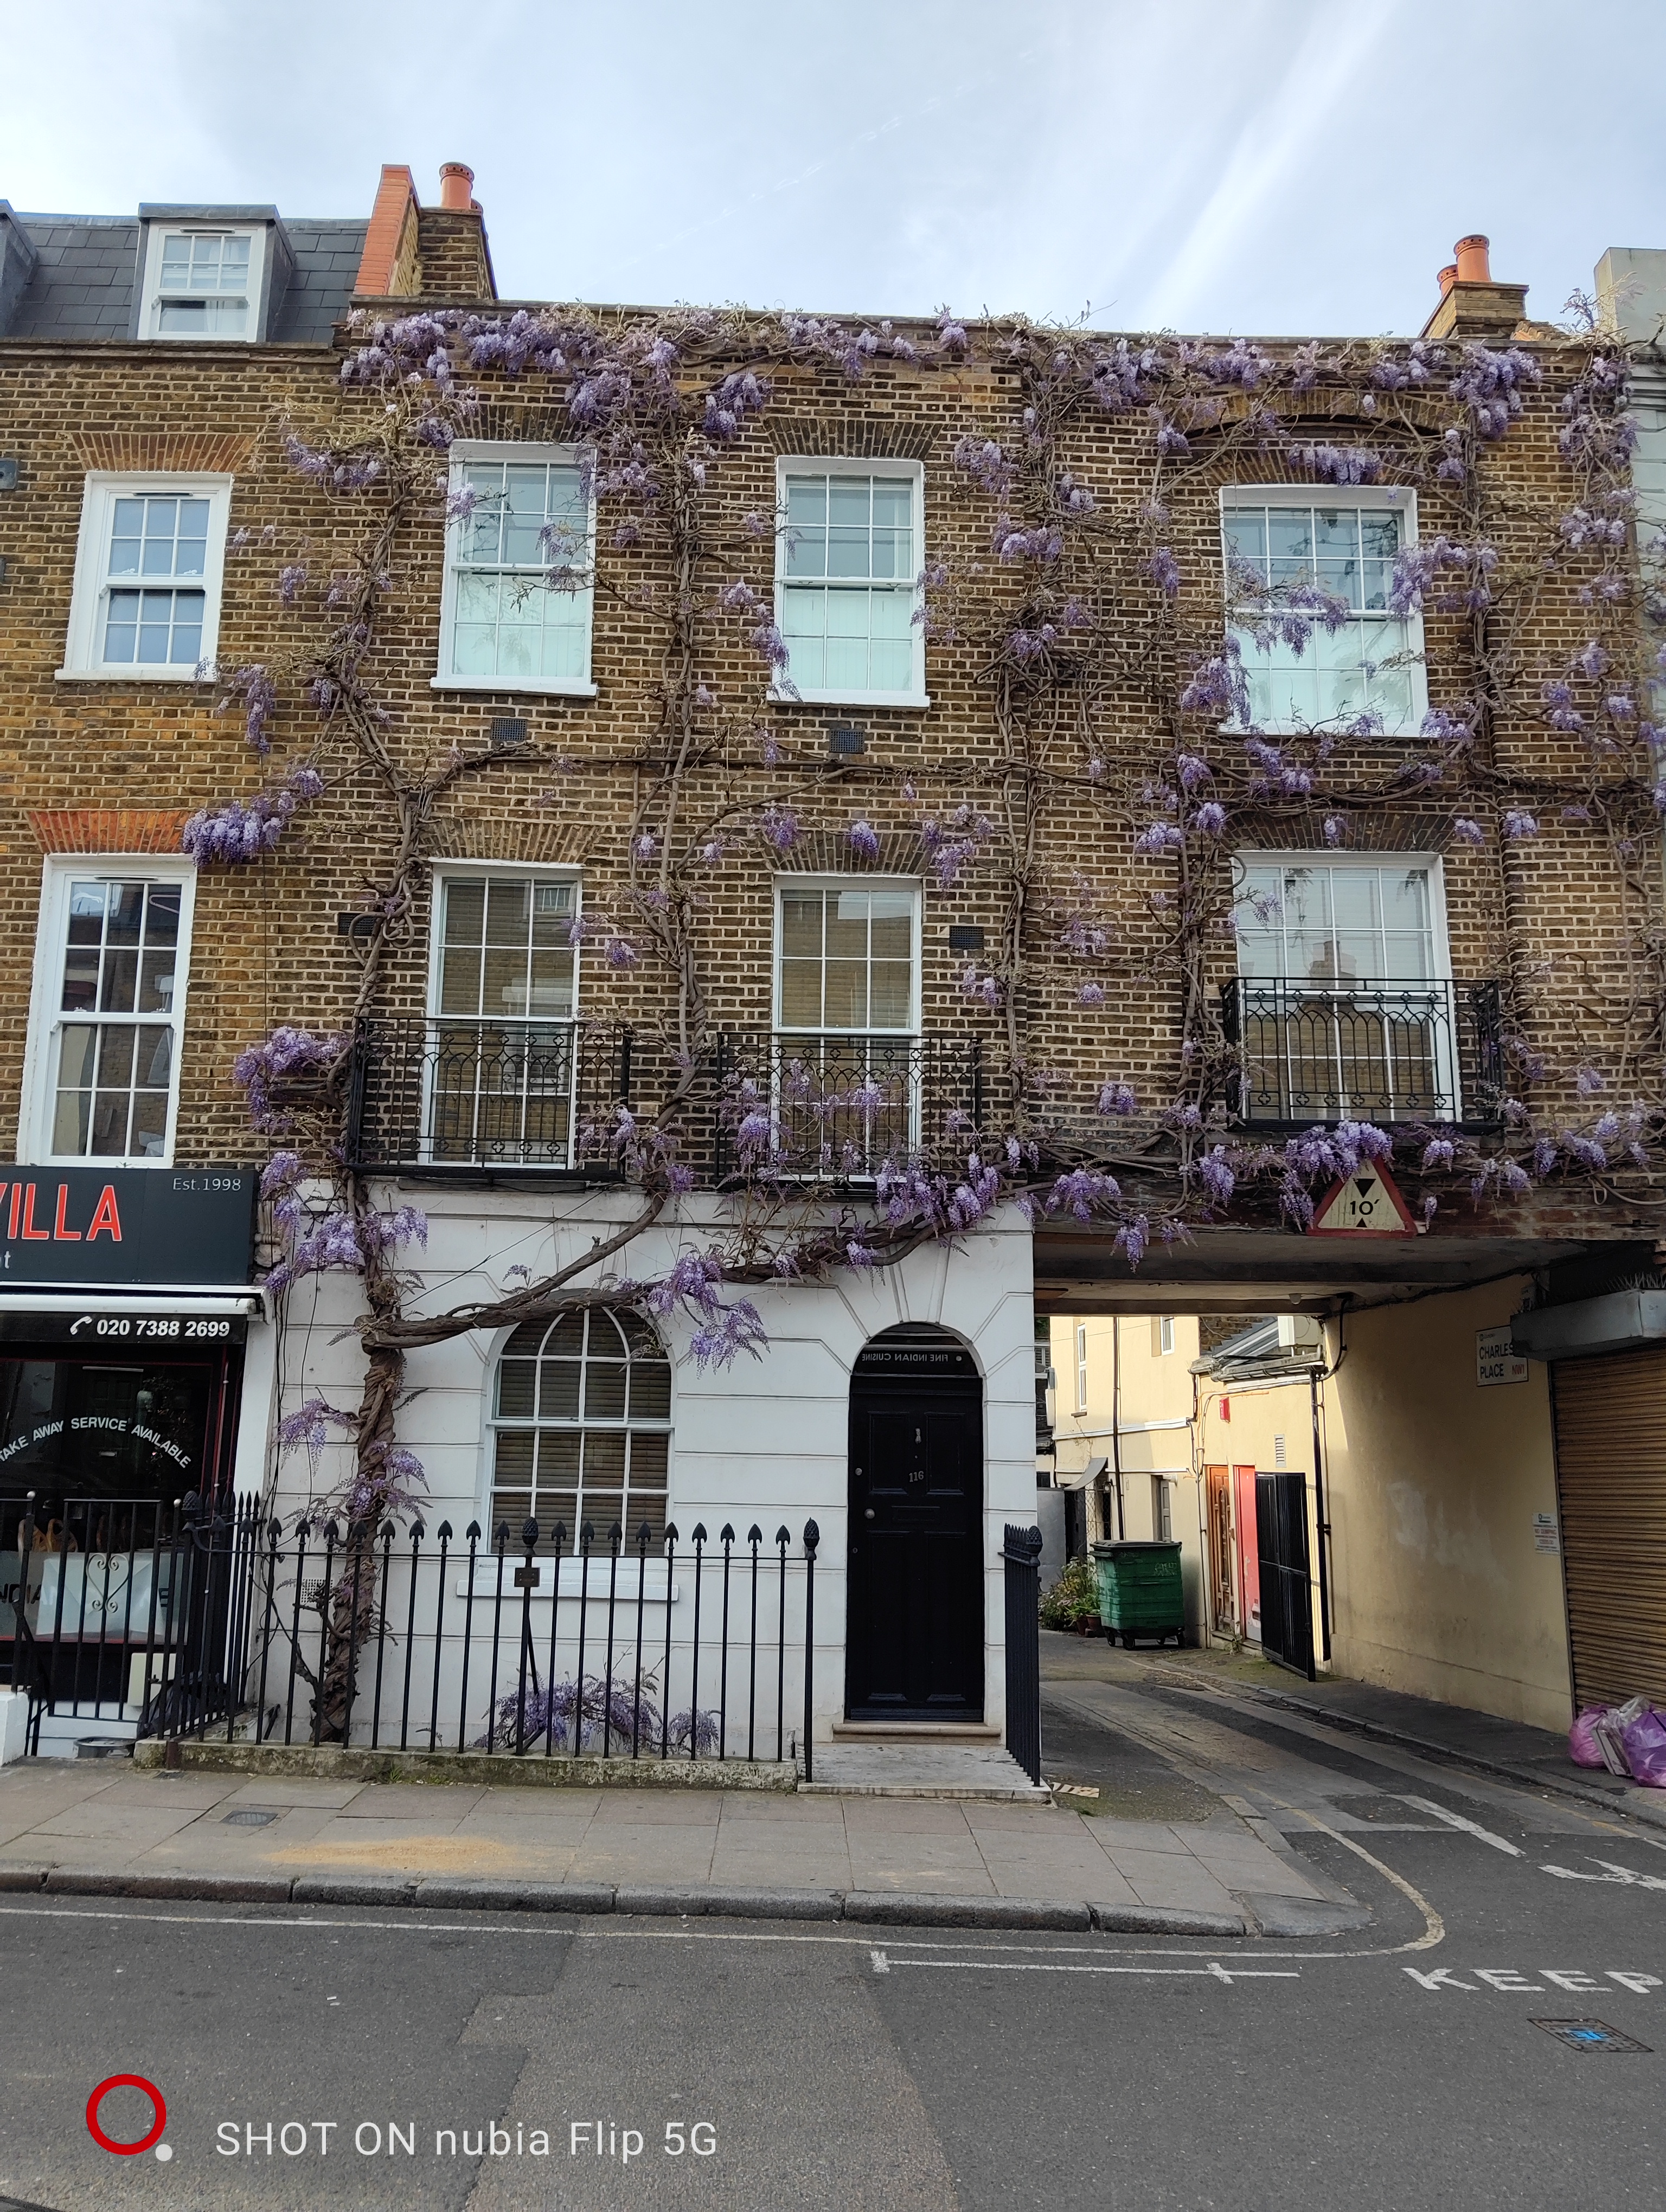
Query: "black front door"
847 1338 984 1721
1255 1470 1315 1679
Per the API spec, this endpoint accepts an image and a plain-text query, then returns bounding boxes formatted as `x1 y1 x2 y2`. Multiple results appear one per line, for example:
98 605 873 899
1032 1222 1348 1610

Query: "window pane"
130 1090 169 1158
496 1360 536 1417
102 591 139 661
537 1359 580 1419
823 961 867 1027
627 1360 670 1422
870 962 913 1026
780 961 823 1026
780 891 824 957
628 1429 669 1485
825 897 867 960
439 947 484 1017
484 878 531 945
443 879 486 944
869 895 913 956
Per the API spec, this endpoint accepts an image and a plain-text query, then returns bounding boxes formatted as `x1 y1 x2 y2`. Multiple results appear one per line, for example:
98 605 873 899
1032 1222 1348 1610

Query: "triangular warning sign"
1308 1160 1418 1237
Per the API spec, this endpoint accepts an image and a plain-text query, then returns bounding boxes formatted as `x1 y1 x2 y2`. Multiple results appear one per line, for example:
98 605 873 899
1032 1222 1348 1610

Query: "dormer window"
138 224 262 341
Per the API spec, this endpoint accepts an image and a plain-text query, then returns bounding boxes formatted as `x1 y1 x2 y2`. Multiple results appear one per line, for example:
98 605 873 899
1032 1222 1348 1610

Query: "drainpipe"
1111 1317 1125 1538
1309 1365 1332 1663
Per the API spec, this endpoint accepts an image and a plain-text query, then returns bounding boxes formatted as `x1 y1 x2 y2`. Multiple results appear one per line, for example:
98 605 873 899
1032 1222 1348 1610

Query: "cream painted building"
1051 1281 1579 1734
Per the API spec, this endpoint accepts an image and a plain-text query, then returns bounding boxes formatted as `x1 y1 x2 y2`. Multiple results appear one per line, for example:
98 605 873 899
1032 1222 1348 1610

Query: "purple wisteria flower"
847 818 880 862
183 764 325 867
1293 444 1383 486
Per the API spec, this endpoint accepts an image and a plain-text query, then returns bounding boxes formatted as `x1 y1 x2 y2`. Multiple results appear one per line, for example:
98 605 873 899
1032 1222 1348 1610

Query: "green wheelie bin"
1092 1539 1185 1648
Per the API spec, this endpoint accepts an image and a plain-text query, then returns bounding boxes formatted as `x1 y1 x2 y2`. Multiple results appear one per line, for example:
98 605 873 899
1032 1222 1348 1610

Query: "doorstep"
830 1720 1002 1741
803 1741 1049 1802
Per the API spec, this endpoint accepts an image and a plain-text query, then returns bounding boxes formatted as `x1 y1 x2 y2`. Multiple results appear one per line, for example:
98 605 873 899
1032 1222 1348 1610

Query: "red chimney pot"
1437 265 1457 298
439 163 476 213
1454 234 1491 285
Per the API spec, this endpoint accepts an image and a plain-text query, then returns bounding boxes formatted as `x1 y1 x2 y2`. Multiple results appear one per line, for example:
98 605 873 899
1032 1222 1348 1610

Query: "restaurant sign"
0 1168 257 1288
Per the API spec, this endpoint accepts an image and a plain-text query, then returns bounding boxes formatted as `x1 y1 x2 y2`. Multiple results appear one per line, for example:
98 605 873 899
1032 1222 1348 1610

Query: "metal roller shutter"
1552 1348 1666 1709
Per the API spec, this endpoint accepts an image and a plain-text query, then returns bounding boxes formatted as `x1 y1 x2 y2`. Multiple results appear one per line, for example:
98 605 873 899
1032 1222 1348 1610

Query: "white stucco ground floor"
259 1192 1040 1749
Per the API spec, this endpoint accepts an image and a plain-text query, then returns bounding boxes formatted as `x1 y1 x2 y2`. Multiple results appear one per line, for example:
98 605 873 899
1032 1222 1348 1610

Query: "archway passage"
846 1324 984 1722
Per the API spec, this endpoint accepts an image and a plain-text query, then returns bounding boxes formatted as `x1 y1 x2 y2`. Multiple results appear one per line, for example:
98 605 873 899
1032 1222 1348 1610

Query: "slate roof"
1 212 368 342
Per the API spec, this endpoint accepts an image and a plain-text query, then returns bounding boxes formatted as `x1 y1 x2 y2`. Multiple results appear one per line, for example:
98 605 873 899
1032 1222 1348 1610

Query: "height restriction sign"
1307 1162 1419 1237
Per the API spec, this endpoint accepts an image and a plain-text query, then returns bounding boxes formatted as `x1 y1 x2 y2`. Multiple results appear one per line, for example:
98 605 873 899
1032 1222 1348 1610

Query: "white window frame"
137 223 265 344
422 863 584 1168
1075 1324 1089 1412
770 874 923 1170
433 441 598 698
1232 850 1459 1121
1158 1316 1175 1355
772 875 922 1037
20 856 197 1168
57 472 233 683
1219 484 1428 738
772 455 929 709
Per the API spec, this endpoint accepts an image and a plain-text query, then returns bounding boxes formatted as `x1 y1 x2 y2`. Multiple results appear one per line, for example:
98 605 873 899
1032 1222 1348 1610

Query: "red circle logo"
86 2075 166 2156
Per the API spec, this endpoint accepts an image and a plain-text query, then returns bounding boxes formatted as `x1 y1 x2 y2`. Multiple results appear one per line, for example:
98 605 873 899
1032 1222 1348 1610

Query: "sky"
3 0 1663 337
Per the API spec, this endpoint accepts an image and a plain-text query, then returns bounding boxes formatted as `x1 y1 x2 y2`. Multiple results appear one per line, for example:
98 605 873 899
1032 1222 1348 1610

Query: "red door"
1233 1463 1261 1641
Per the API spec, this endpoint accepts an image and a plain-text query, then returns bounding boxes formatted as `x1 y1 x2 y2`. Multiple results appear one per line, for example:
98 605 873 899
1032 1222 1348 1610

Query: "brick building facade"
0 167 1659 1747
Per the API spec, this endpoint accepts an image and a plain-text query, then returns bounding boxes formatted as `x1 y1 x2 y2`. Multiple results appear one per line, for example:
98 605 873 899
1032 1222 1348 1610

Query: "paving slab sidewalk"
0 1754 1357 1935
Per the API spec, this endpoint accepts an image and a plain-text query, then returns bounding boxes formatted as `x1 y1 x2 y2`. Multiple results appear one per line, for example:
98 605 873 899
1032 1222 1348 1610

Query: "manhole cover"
1531 2018 1651 2053
222 1808 279 1828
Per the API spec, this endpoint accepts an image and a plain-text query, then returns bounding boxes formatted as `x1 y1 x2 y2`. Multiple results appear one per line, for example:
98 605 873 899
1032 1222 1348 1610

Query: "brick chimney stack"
1420 232 1529 342
417 161 496 301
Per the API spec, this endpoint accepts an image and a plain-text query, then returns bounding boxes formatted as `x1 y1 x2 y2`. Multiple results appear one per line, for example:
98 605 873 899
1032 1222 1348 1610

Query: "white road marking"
874 1958 1300 1982
1541 1859 1666 1892
869 1948 890 1975
1398 1795 1522 1856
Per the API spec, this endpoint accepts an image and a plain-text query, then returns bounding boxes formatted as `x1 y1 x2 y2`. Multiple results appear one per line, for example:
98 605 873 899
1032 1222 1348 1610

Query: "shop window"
489 1309 671 1551
25 864 195 1166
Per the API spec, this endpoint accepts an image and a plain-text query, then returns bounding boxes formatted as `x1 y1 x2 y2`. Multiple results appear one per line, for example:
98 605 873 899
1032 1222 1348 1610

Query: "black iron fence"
137 1498 822 1773
1 1491 256 1751
1002 1523 1043 1787
1221 978 1504 1127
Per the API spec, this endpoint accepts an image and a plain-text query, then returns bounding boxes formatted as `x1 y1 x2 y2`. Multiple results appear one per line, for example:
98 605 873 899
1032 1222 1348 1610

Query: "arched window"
490 1310 671 1548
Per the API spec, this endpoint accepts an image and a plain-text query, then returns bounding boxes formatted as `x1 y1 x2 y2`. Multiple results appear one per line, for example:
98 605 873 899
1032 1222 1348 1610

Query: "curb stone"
290 1874 420 1907
842 1893 1092 1931
413 1877 616 1914
1239 1891 1373 1938
1090 1903 1247 1936
0 1864 1369 1935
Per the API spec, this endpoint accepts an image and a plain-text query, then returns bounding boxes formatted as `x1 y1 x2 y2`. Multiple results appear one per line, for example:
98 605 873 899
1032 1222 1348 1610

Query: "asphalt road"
3 1677 1664 2211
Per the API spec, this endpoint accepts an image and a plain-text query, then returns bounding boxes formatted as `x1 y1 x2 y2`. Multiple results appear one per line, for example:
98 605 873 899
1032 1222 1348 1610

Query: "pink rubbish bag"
1620 1706 1666 1790
1569 1706 1609 1768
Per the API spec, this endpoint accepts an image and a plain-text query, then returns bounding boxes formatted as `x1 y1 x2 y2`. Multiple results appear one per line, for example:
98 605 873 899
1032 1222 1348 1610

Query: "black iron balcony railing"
347 1018 635 1177
1220 978 1504 1128
345 1021 995 1180
712 1032 988 1182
